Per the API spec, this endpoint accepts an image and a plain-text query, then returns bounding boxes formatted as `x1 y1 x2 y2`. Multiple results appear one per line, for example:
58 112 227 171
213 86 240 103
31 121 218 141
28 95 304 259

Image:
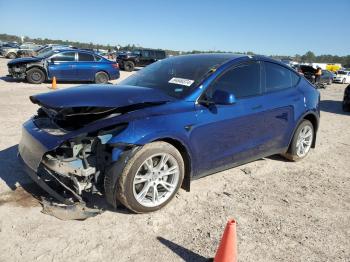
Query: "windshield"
119 55 232 99
36 50 55 58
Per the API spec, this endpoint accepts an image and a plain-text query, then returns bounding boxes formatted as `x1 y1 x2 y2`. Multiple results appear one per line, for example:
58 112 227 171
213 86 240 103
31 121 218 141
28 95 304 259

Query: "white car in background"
333 70 350 84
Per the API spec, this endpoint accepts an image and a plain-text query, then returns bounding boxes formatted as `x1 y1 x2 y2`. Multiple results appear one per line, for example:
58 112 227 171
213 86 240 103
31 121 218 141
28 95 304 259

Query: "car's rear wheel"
124 61 135 72
106 141 184 213
283 120 314 161
7 52 17 59
26 68 46 84
95 71 109 84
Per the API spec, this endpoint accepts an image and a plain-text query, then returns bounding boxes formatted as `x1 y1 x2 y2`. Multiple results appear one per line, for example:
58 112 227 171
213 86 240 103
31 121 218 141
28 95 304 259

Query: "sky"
0 0 349 56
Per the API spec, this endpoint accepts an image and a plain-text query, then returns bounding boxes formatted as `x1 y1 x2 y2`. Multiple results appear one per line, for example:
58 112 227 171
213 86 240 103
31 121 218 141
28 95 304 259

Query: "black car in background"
343 84 350 112
117 49 166 71
293 65 333 85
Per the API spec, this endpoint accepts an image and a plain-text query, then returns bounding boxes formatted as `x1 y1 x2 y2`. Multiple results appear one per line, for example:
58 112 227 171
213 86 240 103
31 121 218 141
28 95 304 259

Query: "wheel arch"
26 65 47 76
95 70 110 79
289 111 319 150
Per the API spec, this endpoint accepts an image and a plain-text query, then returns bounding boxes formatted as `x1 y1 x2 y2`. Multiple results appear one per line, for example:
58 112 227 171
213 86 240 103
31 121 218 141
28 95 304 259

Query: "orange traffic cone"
214 219 237 262
52 76 57 89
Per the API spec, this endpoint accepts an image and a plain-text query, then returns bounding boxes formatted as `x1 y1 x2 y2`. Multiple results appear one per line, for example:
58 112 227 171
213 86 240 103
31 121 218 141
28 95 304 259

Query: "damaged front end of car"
22 107 132 206
7 57 45 79
18 85 175 218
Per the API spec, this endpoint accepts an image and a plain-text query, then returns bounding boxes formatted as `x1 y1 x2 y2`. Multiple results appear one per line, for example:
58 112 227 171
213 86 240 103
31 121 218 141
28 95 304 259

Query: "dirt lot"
0 57 349 262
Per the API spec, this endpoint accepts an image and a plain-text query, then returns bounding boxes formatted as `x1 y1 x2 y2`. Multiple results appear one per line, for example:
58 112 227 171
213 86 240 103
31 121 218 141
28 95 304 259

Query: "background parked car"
7 49 120 84
16 43 42 58
333 70 350 84
320 70 334 85
117 49 166 71
293 65 333 85
0 43 21 59
343 84 350 112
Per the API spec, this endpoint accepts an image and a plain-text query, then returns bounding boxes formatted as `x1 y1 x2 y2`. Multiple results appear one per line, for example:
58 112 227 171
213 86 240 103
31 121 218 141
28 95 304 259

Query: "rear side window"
148 50 155 57
264 62 299 92
51 52 76 62
78 52 95 61
156 51 165 59
209 62 261 99
142 50 150 57
94 55 102 61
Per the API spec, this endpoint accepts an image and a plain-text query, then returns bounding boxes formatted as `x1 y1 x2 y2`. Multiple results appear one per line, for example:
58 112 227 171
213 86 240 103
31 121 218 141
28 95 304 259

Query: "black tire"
343 102 350 112
328 78 332 85
7 52 17 59
105 141 184 213
95 71 109 84
342 78 346 84
282 120 314 161
123 61 135 72
26 68 46 84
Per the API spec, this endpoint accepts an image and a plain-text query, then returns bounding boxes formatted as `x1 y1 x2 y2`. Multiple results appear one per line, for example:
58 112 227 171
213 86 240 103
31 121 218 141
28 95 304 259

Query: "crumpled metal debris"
40 199 103 220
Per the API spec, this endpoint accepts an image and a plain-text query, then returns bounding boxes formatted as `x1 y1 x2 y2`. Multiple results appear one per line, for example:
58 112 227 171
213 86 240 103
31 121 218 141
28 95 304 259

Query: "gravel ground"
0 57 349 262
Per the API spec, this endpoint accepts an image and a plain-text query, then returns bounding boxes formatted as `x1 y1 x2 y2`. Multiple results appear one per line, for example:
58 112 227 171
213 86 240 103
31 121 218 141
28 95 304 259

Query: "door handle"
251 105 263 110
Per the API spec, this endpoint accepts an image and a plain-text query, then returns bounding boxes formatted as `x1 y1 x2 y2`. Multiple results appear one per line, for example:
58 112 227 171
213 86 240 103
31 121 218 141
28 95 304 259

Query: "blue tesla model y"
19 54 320 213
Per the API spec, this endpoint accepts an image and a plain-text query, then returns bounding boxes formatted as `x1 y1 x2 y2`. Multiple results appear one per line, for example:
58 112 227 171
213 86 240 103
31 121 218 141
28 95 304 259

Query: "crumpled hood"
8 56 42 66
30 84 175 109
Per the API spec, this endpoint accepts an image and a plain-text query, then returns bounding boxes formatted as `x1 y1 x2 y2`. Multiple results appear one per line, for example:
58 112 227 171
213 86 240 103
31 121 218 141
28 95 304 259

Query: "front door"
190 61 268 177
48 51 77 81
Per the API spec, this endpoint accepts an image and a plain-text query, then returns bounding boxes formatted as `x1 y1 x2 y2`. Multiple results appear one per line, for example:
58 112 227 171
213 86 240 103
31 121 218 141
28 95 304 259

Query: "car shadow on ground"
0 76 113 85
0 144 129 214
157 236 209 261
0 76 25 83
320 100 349 115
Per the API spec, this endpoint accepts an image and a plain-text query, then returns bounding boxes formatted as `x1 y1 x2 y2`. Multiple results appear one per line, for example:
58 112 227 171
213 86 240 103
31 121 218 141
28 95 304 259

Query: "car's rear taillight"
112 63 119 69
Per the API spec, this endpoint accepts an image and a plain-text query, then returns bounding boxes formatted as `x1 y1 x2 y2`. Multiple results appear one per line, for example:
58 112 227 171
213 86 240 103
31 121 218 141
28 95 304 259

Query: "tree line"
1 33 349 67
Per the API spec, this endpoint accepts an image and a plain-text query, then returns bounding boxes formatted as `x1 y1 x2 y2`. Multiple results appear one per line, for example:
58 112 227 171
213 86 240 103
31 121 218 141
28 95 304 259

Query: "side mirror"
212 90 236 105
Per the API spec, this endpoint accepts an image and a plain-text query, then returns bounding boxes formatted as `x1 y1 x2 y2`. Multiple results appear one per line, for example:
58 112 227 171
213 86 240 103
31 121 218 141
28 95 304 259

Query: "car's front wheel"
26 68 46 84
342 78 346 84
283 120 314 161
106 142 184 213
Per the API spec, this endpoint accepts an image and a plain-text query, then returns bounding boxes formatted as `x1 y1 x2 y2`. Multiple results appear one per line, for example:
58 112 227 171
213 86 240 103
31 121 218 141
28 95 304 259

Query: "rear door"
259 61 303 152
76 52 97 81
48 51 77 80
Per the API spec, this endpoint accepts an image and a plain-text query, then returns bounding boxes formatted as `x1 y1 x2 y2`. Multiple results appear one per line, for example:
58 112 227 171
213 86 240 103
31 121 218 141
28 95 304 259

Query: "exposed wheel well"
303 113 318 148
155 138 191 192
27 66 47 76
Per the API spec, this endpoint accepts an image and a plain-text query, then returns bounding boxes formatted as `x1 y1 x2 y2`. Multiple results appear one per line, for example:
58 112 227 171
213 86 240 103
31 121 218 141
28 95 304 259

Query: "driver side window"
207 62 261 99
51 52 76 62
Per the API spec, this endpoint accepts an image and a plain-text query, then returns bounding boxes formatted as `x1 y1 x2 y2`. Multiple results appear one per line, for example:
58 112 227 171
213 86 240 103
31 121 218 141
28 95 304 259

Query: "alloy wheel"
132 153 179 207
296 125 313 157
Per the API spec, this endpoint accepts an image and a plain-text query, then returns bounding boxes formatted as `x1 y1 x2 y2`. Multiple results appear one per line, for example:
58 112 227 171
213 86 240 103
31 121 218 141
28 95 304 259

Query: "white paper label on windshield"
168 77 194 87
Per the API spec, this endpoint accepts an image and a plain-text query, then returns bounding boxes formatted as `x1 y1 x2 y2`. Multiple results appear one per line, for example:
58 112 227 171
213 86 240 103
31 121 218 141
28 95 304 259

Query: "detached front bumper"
18 154 76 205
18 119 83 204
